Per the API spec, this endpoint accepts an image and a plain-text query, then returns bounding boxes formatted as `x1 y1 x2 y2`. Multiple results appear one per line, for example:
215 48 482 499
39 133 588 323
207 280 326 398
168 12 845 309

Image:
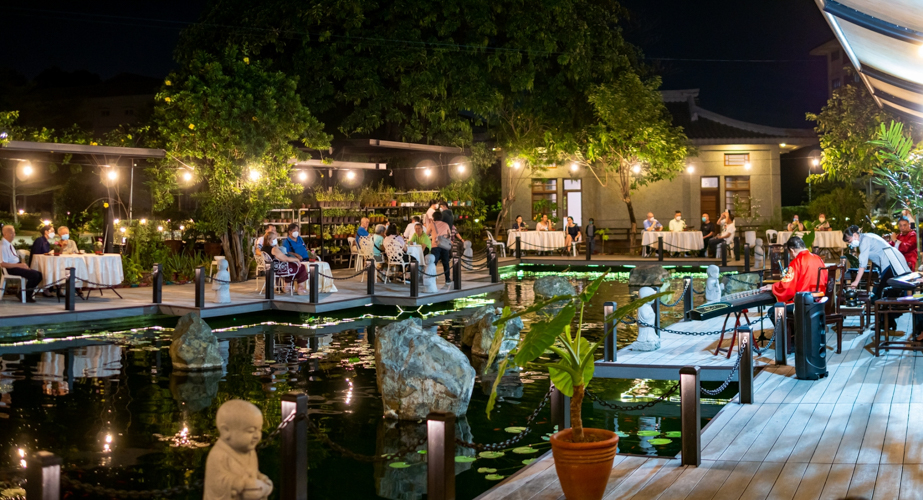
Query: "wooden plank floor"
480 313 923 500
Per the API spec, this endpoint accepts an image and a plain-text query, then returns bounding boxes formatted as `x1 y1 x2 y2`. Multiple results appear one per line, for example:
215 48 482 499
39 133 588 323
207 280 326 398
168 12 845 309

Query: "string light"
107 170 118 181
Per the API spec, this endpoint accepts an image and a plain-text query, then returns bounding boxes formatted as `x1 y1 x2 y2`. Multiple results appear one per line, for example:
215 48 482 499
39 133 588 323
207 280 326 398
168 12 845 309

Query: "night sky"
2 0 834 129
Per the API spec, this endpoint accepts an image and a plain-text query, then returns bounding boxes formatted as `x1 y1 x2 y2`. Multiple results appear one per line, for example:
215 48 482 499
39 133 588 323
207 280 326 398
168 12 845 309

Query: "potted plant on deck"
484 272 668 500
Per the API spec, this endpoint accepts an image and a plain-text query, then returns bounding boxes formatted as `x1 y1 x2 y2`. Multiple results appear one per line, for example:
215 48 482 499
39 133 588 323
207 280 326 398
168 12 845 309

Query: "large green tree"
150 48 330 281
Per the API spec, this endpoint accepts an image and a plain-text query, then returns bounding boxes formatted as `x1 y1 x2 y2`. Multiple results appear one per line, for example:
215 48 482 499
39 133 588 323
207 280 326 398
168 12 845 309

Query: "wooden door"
700 176 719 221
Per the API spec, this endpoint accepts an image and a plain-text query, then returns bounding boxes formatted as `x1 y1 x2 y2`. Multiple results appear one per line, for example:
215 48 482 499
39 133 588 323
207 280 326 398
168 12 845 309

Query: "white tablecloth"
299 261 338 293
507 231 566 252
30 254 124 288
406 245 425 265
641 231 704 251
777 231 845 249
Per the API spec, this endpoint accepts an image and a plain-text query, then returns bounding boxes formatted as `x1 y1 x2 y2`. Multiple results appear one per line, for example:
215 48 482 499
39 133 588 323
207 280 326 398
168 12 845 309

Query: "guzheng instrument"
688 288 776 321
887 272 923 291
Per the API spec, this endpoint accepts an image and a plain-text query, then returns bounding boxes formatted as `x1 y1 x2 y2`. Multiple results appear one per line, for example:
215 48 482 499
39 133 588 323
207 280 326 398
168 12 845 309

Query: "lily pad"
522 458 537 465
512 447 539 454
541 436 550 441
477 467 498 474
664 431 682 438
479 451 506 459
504 426 527 434
637 430 660 437
455 456 477 463
388 462 411 468
615 431 630 438
485 474 506 481
649 438 673 445
417 450 427 454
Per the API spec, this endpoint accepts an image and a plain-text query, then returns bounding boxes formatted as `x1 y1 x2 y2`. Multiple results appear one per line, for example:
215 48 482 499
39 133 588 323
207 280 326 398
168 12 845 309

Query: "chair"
838 259 875 332
765 230 779 244
252 250 267 291
357 236 377 283
348 237 361 271
383 239 410 283
486 231 506 258
16 249 30 266
817 263 846 353
745 231 756 248
209 256 226 277
257 253 296 296
0 267 27 303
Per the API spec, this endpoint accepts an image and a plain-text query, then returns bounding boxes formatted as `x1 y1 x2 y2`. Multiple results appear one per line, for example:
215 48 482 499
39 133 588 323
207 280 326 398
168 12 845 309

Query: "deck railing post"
515 234 522 260
281 393 308 500
733 236 741 261
153 263 163 304
680 366 701 466
658 236 664 261
683 277 694 320
309 264 319 304
427 411 456 500
603 301 617 362
744 243 751 272
410 262 419 297
64 267 76 312
25 451 61 500
367 259 375 295
774 302 788 365
550 384 571 430
194 266 205 308
739 327 753 404
488 248 499 283
653 296 661 336
453 255 462 291
721 242 728 267
265 265 275 300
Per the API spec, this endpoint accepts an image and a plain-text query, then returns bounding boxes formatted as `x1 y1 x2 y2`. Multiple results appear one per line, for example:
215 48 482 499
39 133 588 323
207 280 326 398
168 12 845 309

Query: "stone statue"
212 259 231 303
705 265 724 303
423 254 438 293
632 287 660 351
753 238 765 270
462 240 474 270
204 400 273 500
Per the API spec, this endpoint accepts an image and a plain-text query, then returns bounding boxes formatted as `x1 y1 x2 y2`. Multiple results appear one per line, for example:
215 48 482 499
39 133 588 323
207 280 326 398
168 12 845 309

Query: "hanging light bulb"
182 171 192 181
632 164 641 174
297 171 308 182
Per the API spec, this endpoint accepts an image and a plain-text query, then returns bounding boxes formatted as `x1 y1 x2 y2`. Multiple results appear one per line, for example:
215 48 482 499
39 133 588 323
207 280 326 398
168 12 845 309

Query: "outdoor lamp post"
809 157 820 203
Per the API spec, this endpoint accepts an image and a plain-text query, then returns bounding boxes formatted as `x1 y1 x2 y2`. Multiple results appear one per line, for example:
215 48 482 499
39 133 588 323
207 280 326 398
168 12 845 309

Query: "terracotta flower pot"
550 428 618 500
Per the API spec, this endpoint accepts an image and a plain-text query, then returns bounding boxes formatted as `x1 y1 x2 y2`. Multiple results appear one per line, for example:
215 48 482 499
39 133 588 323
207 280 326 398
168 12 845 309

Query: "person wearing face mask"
261 229 309 294
280 223 316 261
700 214 715 257
643 212 662 232
844 225 911 328
31 224 54 256
668 211 685 232
815 213 830 231
787 215 804 232
759 237 827 322
56 226 79 254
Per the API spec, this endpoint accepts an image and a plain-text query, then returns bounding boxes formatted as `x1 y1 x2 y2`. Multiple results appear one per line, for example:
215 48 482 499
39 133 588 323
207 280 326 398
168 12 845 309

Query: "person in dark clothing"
700 214 716 257
1 225 43 302
31 225 54 256
512 215 528 231
585 218 596 255
564 216 581 253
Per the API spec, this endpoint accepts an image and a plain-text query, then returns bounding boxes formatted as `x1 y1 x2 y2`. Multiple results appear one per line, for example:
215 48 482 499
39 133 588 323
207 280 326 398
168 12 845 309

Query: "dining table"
298 261 338 293
641 231 705 253
777 230 846 249
30 253 125 290
506 230 566 253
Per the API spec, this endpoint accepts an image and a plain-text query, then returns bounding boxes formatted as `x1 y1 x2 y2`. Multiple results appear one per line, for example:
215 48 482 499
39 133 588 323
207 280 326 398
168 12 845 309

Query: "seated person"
31 224 54 256
372 224 386 261
255 224 275 256
261 229 308 294
403 216 421 239
668 211 685 232
564 216 581 249
891 218 918 270
760 236 827 321
787 215 804 232
643 212 662 232
1 225 42 302
815 213 830 231
56 226 79 254
511 215 528 231
535 214 552 231
383 224 408 256
707 210 735 258
700 214 716 257
409 223 431 253
356 217 370 238
280 223 317 261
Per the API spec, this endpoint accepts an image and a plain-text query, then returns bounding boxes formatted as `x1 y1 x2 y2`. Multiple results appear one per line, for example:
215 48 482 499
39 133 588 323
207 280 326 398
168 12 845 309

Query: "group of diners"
510 213 586 251
1 223 81 302
254 222 319 295
642 209 737 258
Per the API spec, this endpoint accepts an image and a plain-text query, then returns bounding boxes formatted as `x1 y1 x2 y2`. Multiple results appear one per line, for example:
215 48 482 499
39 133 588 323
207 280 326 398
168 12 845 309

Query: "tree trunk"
570 384 585 442
221 227 250 282
625 198 637 254
494 198 511 238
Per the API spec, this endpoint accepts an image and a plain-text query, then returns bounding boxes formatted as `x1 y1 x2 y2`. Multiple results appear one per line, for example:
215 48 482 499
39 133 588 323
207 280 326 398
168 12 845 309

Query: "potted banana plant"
485 271 668 500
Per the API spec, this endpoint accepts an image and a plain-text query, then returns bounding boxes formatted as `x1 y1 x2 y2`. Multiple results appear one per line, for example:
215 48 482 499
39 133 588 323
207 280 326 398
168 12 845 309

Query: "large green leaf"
548 338 594 397
484 306 512 370
514 303 576 366
485 355 513 419
579 270 610 304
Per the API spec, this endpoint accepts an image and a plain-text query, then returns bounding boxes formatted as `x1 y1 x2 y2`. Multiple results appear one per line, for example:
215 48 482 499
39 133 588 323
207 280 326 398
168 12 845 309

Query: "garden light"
119 227 126 233
157 226 164 231
140 219 147 225
249 169 261 181
22 163 33 176
744 162 752 170
297 170 308 182
114 219 120 225
42 220 50 226
180 225 185 230
457 164 466 174
780 143 786 147
182 171 192 181
812 158 820 166
512 160 522 169
17 209 23 215
570 163 578 172
632 164 641 174
424 168 432 177
346 171 356 180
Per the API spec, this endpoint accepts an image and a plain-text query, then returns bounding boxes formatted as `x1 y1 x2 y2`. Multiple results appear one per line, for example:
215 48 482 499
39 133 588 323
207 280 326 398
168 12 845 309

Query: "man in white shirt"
424 202 438 226
706 210 736 258
403 216 421 239
1 225 42 302
668 211 686 232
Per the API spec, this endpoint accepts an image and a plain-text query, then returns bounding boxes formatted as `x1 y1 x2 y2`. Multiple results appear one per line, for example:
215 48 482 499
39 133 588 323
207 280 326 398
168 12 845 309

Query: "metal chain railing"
455 387 552 451
725 274 760 289
516 240 570 254
659 280 690 307
585 383 679 411
627 316 768 336
306 416 427 462
700 349 744 397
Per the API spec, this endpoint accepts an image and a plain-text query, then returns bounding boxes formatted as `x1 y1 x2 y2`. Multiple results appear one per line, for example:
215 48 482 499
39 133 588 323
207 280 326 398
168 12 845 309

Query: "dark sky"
2 0 833 129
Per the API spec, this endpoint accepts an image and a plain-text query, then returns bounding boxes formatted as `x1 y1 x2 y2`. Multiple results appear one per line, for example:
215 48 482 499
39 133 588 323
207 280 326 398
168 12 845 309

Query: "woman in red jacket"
891 218 918 271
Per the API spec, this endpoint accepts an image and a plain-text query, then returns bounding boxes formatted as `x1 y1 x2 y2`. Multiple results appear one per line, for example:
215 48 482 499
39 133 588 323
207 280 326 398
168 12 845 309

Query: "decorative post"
488 249 499 283
603 301 617 362
194 266 205 308
453 255 462 291
739 327 753 404
409 262 419 297
744 243 750 272
653 294 661 335
680 366 701 466
733 236 741 261
774 302 788 365
281 393 308 500
427 411 456 500
309 264 319 304
265 265 275 300
64 267 76 312
367 259 376 295
25 451 61 500
721 242 728 267
515 234 522 260
658 236 664 261
683 277 694 320
153 263 163 304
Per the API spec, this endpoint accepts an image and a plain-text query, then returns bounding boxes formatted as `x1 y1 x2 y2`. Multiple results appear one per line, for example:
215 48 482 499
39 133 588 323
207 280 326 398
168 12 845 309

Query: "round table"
507 230 566 252
30 254 124 288
777 230 845 249
406 244 425 265
641 231 704 252
298 261 338 293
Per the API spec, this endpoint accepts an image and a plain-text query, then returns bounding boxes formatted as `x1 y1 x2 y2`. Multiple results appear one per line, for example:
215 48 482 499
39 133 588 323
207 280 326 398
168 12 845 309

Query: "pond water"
0 265 739 500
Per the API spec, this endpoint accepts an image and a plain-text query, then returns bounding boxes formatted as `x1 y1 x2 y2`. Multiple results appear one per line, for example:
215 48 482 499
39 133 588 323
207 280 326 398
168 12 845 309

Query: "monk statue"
204 400 273 500
705 265 724 303
212 259 232 304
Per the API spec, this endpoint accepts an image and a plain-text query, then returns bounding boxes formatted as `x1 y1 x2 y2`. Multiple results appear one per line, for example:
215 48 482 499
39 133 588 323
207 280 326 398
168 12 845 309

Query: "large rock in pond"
533 275 576 300
169 313 223 371
170 370 222 412
461 305 524 358
375 318 476 420
629 265 671 287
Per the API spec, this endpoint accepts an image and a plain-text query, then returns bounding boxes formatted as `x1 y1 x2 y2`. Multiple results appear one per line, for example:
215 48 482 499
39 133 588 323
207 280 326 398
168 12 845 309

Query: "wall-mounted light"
512 160 522 169
744 162 752 170
107 170 118 181
424 168 432 177
345 170 356 180
569 163 579 172
297 171 308 182
686 165 695 174
812 158 820 167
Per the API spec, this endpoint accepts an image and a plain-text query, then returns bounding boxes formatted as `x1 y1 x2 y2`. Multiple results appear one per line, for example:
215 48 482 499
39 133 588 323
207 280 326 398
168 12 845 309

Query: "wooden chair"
817 264 846 353
838 258 875 332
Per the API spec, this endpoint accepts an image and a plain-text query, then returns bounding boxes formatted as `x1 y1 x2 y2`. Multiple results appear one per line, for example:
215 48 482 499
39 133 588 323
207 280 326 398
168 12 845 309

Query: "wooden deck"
0 266 502 330
480 314 923 500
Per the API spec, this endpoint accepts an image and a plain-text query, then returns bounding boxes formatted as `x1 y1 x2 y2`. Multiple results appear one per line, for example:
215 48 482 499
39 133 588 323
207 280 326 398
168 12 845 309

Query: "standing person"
643 212 662 231
787 215 804 232
585 218 596 255
700 214 716 257
403 216 421 239
707 210 735 258
891 218 918 271
668 211 685 231
424 202 438 226
511 215 528 231
438 202 455 230
427 212 454 283
1 225 42 302
844 225 911 329
815 213 830 231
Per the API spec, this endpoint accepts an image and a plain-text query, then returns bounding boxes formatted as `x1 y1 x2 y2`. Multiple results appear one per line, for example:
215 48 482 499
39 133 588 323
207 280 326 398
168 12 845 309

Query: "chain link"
455 387 552 451
585 383 679 411
635 317 767 336
701 349 743 396
659 279 691 307
306 416 426 462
